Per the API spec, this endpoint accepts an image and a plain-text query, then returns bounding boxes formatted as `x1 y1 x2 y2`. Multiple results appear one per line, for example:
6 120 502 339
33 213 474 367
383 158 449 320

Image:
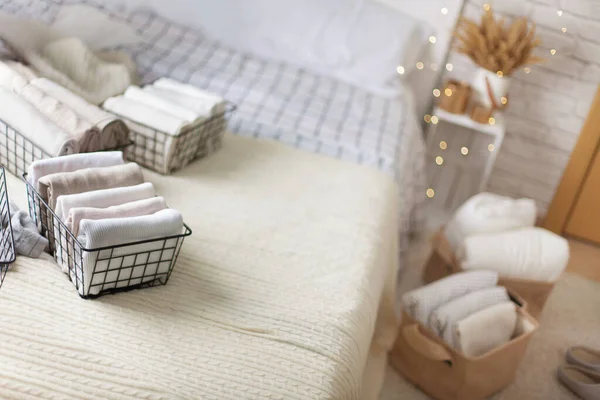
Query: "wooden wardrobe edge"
543 85 600 234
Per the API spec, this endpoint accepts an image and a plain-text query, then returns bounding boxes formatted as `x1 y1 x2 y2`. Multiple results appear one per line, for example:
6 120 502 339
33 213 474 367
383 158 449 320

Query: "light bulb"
446 63 453 71
444 88 453 97
557 10 563 16
550 49 557 55
424 114 432 123
426 188 435 198
461 147 469 155
429 36 437 44
488 144 495 152
416 62 424 70
488 117 496 125
483 3 491 11
561 27 567 33
431 116 439 124
396 65 405 75
433 89 441 97
439 141 447 150
435 156 444 165
441 7 448 15
496 70 504 77
501 96 508 105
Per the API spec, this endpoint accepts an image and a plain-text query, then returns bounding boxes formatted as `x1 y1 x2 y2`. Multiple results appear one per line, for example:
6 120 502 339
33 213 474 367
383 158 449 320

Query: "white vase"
472 67 511 109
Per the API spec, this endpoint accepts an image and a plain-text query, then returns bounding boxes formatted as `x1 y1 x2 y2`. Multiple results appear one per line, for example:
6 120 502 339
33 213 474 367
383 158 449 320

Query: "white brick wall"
443 0 599 214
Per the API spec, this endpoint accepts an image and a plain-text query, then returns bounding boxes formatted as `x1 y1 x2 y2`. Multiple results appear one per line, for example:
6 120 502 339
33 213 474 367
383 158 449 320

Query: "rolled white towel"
124 86 199 122
76 208 184 296
142 85 215 118
445 192 537 252
455 301 517 357
458 227 569 282
0 87 78 156
152 78 225 115
103 95 187 136
54 182 156 223
402 270 498 325
27 151 124 193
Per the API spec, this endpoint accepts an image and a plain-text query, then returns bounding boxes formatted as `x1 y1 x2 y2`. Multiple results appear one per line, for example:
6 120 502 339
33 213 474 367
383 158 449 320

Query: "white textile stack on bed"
446 193 570 282
27 152 183 296
1 134 400 399
0 60 130 156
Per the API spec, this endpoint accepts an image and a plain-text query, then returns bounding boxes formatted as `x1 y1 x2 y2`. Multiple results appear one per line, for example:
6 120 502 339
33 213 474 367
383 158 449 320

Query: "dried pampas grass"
454 7 545 75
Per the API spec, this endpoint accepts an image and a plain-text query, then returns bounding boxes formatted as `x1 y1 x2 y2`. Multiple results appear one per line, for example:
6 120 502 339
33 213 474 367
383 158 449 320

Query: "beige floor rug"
381 236 599 400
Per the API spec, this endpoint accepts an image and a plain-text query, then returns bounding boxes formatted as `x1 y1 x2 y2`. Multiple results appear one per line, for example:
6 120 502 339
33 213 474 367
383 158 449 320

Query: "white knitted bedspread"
0 134 400 400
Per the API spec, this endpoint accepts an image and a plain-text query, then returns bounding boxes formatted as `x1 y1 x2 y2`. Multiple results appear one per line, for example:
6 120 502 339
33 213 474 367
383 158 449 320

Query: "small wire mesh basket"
0 166 16 290
23 174 192 299
107 103 236 175
0 118 133 179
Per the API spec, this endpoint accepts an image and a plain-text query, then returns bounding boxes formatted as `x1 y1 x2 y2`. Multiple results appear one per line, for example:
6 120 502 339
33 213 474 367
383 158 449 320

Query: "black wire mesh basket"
23 174 192 299
106 103 236 175
0 166 16 290
0 118 134 179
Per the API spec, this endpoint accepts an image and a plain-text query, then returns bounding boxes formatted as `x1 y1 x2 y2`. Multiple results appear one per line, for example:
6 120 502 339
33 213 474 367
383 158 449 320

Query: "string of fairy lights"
395 2 567 199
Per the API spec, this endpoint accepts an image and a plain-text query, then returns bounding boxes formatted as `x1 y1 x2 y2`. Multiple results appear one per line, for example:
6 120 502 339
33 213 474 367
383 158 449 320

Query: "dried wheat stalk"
454 7 545 75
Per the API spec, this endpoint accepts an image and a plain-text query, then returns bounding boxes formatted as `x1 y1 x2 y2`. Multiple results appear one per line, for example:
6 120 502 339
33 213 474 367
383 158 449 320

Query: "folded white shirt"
76 208 184 296
445 192 537 252
103 95 187 136
455 301 517 357
402 270 499 325
54 182 156 222
459 227 569 282
124 85 199 122
27 151 124 193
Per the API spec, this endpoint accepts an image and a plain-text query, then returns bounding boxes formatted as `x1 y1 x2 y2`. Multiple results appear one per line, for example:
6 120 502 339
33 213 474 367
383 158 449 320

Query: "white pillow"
125 0 428 96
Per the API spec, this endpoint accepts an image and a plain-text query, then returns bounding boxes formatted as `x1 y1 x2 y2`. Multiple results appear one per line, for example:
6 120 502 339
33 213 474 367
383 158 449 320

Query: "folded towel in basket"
0 87 79 156
27 151 124 193
455 301 518 357
32 78 130 150
54 182 156 224
7 201 48 258
38 163 144 214
67 196 167 236
5 61 38 81
76 208 184 296
124 86 200 122
402 270 498 325
445 192 537 251
152 78 225 115
459 227 570 282
428 286 510 348
11 76 102 152
103 95 188 136
0 61 33 89
143 85 220 117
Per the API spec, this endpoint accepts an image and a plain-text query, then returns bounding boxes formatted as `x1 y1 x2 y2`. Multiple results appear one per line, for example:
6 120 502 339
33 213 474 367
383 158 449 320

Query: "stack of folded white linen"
444 192 569 282
403 270 519 357
0 60 130 156
27 152 184 296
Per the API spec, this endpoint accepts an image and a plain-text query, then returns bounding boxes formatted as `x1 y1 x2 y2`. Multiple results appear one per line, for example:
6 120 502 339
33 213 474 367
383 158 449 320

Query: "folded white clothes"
402 270 499 325
0 60 31 89
27 151 124 193
428 286 510 348
67 196 167 236
76 208 184 296
124 86 199 122
152 78 225 114
5 61 38 81
31 78 131 150
0 87 78 156
102 95 187 136
11 76 100 149
455 301 518 357
444 192 537 252
142 85 217 117
459 227 570 282
54 182 156 225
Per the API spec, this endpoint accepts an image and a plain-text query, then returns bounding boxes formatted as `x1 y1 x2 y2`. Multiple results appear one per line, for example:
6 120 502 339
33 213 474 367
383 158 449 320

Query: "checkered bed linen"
1 0 426 240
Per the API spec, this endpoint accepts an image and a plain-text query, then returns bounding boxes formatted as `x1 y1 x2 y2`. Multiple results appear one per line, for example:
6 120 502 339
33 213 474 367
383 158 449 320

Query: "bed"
0 1 463 398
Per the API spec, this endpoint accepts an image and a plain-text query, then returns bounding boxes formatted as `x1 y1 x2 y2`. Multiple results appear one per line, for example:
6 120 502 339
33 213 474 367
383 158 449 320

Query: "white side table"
425 106 505 212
